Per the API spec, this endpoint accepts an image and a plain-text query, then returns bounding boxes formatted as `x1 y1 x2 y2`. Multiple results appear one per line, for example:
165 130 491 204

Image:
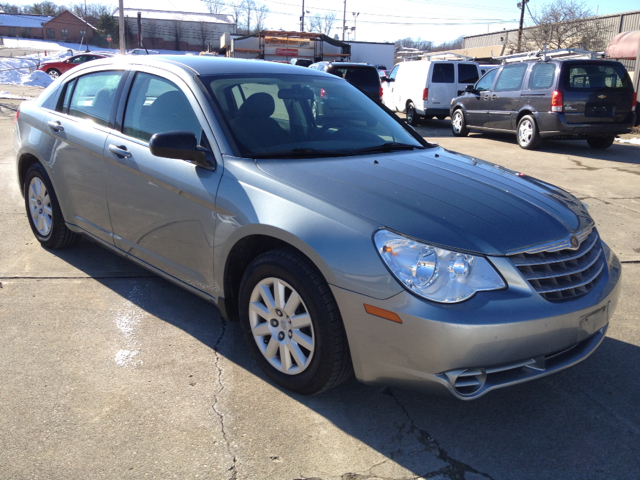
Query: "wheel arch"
17 152 42 197
516 108 536 125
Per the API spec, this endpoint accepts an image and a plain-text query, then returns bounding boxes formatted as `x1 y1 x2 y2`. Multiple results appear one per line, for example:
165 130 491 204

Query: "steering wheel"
313 121 348 141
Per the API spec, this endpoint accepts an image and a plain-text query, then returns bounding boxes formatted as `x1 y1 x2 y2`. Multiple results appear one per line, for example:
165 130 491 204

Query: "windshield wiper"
347 142 424 155
252 148 344 159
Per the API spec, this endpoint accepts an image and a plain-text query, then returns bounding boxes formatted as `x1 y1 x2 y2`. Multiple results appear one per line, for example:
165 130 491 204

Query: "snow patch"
115 349 141 367
615 137 640 145
114 284 145 367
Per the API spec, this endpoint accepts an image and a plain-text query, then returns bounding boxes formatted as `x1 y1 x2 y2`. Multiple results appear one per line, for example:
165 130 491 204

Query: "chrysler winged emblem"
598 95 607 99
570 235 579 248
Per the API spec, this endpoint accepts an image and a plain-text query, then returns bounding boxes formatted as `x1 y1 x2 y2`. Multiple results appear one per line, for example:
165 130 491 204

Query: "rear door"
427 62 454 110
486 63 528 130
560 61 634 124
383 64 400 109
521 62 557 118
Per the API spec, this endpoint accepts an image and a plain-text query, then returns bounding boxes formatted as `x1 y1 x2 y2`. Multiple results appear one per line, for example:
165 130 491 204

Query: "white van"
382 60 481 125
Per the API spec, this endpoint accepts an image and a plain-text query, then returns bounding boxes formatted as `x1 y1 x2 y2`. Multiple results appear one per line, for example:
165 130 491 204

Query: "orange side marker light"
364 304 403 324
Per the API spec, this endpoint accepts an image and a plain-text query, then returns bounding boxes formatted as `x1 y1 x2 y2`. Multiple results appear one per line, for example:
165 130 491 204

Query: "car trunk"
561 61 634 124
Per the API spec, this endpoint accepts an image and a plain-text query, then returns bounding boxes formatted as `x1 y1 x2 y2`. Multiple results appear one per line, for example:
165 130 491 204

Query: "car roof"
90 55 330 77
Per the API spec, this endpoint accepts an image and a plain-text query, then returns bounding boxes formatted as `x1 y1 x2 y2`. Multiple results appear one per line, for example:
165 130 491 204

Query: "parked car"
450 58 636 149
36 52 113 78
381 59 481 124
127 48 160 55
290 58 313 67
15 55 621 400
308 61 382 102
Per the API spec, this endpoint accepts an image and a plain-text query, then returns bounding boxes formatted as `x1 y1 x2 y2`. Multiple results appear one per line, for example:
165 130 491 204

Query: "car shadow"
44 239 640 479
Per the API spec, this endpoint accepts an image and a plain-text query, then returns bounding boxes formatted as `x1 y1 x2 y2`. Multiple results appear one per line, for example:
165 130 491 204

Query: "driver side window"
475 68 499 92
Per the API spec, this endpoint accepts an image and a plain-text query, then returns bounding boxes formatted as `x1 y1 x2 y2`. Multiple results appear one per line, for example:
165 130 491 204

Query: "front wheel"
238 249 353 395
451 109 469 137
406 102 420 126
24 163 79 249
586 135 615 149
46 68 61 78
517 115 542 150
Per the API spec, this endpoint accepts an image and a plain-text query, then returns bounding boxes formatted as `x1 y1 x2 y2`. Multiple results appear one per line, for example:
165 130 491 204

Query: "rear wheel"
24 163 79 249
517 115 542 150
586 135 615 149
238 249 353 395
451 109 469 137
46 68 61 78
406 102 420 126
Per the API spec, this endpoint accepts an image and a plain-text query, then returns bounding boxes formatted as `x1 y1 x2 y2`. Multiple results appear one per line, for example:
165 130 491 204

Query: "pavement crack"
211 316 237 480
381 388 495 480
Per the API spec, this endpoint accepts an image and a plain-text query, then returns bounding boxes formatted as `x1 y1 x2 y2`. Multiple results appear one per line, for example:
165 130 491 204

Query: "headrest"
238 92 275 118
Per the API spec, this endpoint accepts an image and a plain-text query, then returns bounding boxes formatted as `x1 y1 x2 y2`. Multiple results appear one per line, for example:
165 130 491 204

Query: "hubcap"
519 120 533 145
452 112 462 132
28 177 53 237
248 277 315 375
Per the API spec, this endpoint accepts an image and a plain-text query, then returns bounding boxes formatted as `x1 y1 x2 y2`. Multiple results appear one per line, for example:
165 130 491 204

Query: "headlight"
374 229 505 303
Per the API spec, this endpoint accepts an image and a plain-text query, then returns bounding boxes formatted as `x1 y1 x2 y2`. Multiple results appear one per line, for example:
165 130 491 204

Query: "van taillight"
423 88 429 101
14 109 20 125
551 90 563 112
320 88 328 99
379 87 383 99
632 95 637 112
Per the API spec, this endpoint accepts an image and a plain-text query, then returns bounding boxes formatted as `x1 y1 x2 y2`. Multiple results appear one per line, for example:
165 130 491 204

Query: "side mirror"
149 131 212 169
385 77 394 83
465 85 476 93
381 76 389 82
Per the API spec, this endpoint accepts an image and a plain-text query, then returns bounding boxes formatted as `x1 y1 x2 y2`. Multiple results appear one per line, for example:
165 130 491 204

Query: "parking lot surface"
1 86 639 479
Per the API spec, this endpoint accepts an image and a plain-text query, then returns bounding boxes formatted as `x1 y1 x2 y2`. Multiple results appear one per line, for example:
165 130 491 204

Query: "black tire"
586 135 615 149
46 68 61 78
238 249 353 395
24 163 79 249
406 102 420 126
516 114 542 150
451 109 469 137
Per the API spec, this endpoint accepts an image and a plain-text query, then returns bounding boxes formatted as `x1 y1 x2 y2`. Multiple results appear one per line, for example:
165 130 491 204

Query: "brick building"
0 14 54 39
0 11 96 43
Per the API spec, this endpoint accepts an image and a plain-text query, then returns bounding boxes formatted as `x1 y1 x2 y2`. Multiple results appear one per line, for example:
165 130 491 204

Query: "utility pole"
137 11 142 47
517 0 527 53
352 12 359 41
342 0 346 41
118 0 125 55
300 0 305 32
84 0 89 51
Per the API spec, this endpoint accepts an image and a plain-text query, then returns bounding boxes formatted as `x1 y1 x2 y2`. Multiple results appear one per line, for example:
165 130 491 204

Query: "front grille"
510 229 604 302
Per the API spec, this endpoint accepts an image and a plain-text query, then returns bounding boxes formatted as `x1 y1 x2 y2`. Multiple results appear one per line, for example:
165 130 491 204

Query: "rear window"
458 64 479 83
528 63 556 90
329 67 379 87
432 63 454 83
562 63 632 91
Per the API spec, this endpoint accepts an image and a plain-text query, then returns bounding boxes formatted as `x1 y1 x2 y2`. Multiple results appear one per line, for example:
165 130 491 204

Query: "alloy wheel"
28 177 53 237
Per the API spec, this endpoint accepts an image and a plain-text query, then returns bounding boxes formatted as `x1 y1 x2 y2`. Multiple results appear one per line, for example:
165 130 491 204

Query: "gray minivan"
450 59 636 149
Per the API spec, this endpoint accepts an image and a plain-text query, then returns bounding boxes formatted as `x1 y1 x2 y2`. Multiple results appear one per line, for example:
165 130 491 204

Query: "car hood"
256 147 592 255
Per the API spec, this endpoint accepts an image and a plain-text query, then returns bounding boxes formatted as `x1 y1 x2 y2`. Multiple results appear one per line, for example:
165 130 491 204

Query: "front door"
485 63 528 130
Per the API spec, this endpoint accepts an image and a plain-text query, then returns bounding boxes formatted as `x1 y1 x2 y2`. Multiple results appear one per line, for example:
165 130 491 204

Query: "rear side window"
432 63 454 83
67 71 122 127
494 63 528 92
330 67 379 87
528 63 556 89
458 64 479 83
563 63 632 90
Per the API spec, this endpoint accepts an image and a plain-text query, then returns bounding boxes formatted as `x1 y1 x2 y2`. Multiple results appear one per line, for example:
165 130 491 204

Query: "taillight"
379 87 383 100
423 88 429 101
632 95 637 112
14 109 20 125
320 88 328 99
551 90 563 112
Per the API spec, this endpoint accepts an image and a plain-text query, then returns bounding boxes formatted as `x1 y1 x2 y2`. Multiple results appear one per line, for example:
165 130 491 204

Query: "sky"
5 0 640 45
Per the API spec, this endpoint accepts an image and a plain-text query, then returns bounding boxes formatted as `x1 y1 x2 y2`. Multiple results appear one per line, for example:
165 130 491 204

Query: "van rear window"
563 63 632 91
458 64 479 83
432 63 454 83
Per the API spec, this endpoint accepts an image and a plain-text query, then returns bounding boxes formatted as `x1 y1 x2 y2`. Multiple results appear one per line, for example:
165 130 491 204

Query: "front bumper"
537 111 635 138
331 243 622 400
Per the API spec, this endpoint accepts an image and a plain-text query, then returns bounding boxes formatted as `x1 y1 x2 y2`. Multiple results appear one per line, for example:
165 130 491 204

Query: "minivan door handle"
491 94 498 100
483 94 490 101
47 120 64 132
108 144 132 158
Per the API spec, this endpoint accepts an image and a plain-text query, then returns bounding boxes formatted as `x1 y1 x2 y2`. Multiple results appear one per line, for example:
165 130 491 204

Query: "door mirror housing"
465 85 476 93
149 131 213 169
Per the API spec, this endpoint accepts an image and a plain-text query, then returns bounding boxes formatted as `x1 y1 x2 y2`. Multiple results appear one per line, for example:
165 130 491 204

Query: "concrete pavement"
1 86 639 480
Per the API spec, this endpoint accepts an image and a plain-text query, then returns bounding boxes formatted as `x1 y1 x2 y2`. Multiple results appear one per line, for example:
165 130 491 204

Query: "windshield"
201 73 425 158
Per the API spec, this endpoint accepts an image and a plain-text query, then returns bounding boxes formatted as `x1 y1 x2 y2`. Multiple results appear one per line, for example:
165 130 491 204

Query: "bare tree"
308 14 322 33
204 0 225 14
196 21 210 51
145 19 159 49
525 0 606 51
321 12 336 36
253 4 269 33
171 19 185 51
242 0 256 34
230 0 244 33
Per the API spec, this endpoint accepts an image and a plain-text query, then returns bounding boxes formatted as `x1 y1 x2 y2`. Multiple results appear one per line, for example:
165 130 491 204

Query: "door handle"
484 94 490 101
492 94 498 100
108 144 132 158
47 120 64 132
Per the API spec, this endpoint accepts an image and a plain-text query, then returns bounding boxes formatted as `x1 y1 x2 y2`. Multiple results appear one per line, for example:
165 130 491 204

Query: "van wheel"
451 109 469 137
238 249 353 395
406 102 419 126
586 135 615 149
517 115 542 150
